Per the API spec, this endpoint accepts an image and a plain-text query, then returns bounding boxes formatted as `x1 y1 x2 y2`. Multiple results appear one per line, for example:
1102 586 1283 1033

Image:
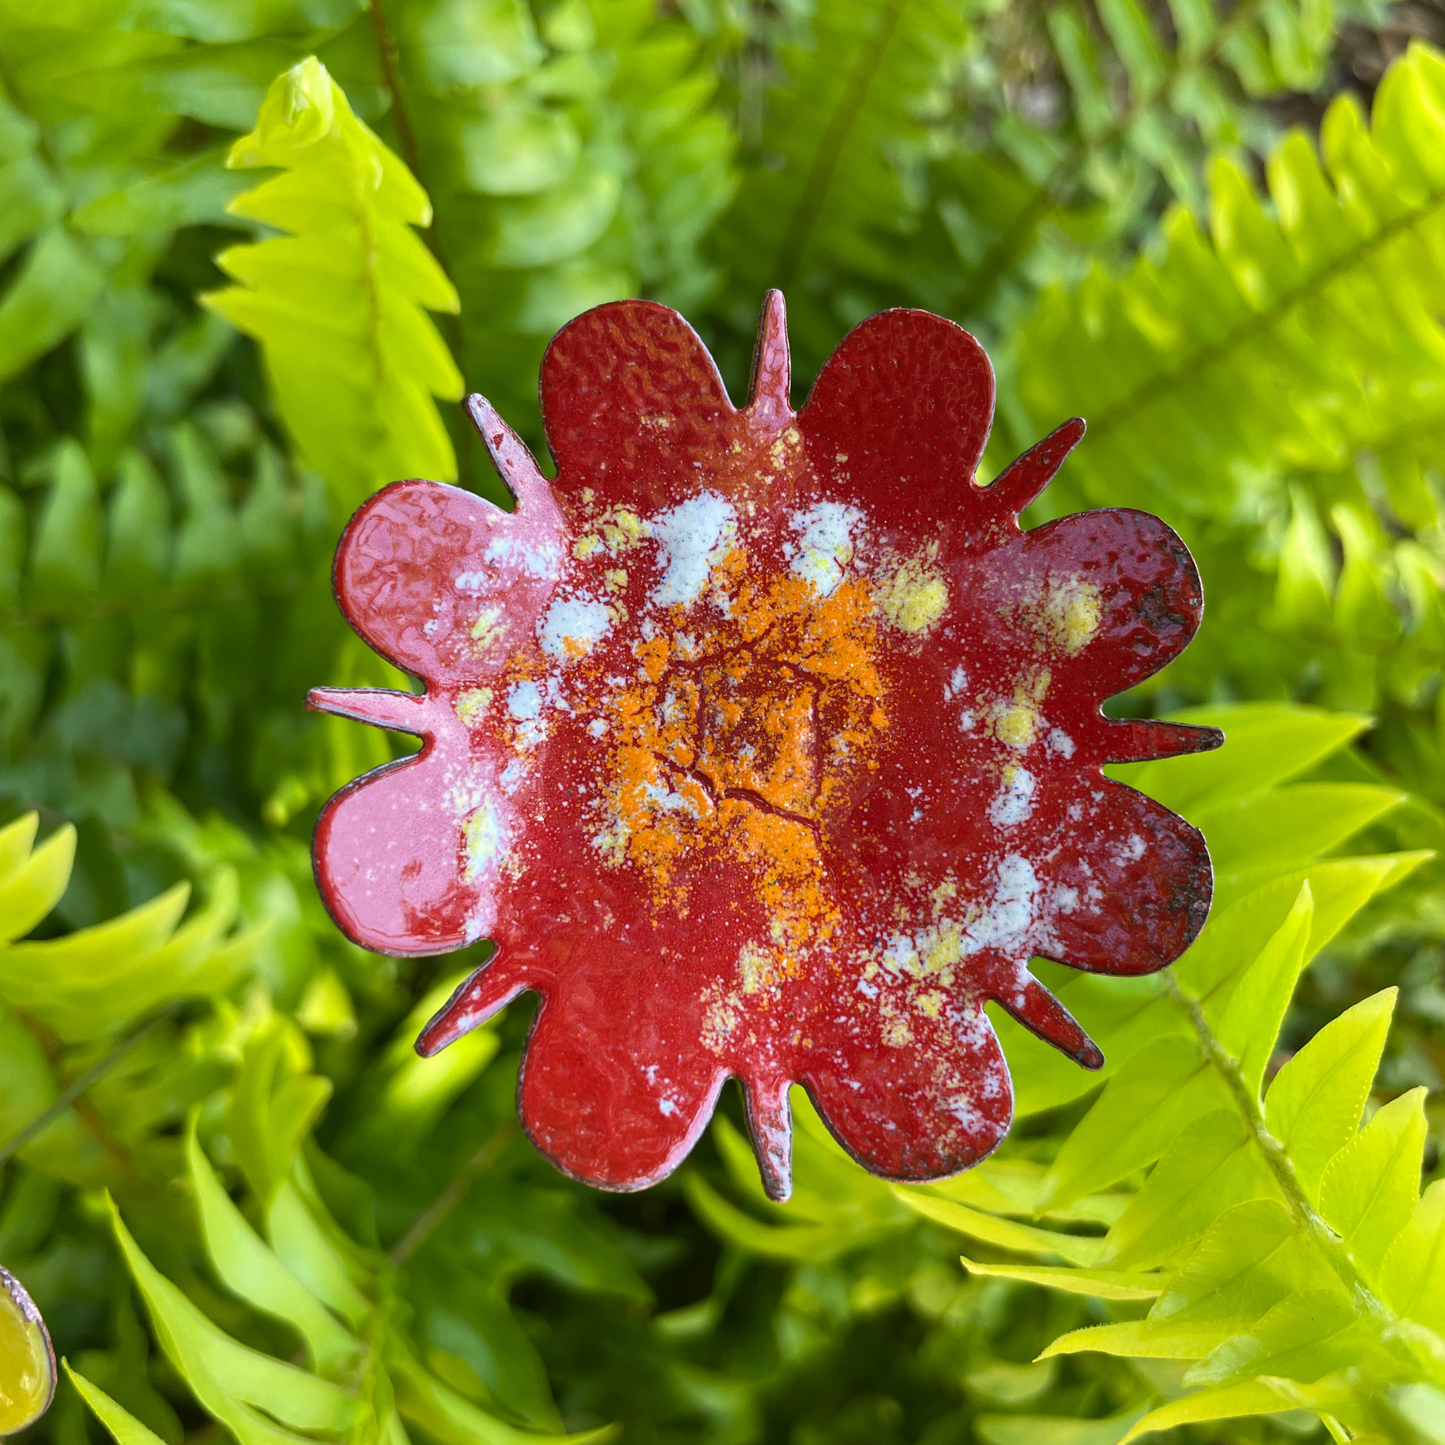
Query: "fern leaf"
203 56 462 505
1265 988 1397 1201
67 1367 170 1445
0 814 263 1041
714 0 971 379
1317 1085 1429 1282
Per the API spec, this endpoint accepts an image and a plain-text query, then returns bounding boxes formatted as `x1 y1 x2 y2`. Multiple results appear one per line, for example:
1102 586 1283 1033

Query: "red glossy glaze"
309 293 1220 1200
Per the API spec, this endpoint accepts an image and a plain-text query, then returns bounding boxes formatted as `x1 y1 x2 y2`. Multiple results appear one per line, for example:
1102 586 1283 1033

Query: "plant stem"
0 1006 179 1169
388 1121 515 1267
773 0 910 288
1162 975 1399 1325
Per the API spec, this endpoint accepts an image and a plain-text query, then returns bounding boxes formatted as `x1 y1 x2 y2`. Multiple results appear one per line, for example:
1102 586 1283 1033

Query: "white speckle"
1053 884 1079 914
962 855 1040 954
641 781 702 817
988 767 1036 827
539 596 611 661
1113 833 1147 865
485 535 560 579
499 760 527 793
423 619 439 637
1048 728 1076 758
587 717 607 738
946 666 967 699
507 680 543 720
1067 802 1083 822
650 492 736 607
959 709 975 732
882 935 919 974
658 1099 677 1117
455 571 489 593
947 1095 987 1132
789 501 863 597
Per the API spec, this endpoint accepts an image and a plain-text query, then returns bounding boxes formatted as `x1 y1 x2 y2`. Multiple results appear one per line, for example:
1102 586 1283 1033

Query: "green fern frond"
1009 41 1445 523
97 1017 612 1445
203 56 462 506
934 0 1385 326
711 0 973 380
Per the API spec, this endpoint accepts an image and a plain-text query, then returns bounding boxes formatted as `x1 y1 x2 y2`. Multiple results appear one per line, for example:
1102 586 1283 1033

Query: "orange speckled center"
590 548 890 959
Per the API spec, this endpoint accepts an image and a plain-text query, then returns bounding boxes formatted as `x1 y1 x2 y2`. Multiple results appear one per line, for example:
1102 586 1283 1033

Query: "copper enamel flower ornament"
309 293 1220 1201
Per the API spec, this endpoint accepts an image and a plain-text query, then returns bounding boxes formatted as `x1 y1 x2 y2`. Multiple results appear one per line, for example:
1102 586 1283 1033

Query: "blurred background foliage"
4 0 1445 1440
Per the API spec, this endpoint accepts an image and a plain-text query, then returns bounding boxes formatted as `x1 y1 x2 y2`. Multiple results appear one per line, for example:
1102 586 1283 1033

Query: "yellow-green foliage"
1 4 1444 1444
205 58 463 506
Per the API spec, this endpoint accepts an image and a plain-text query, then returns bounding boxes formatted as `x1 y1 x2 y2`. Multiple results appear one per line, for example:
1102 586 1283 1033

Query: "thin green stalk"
387 1121 515 1267
773 0 912 287
1084 180 1445 446
1162 975 1398 1324
0 1006 180 1169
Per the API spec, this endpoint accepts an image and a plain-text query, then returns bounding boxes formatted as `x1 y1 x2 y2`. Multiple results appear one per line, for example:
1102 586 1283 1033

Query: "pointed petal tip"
744 1077 794 1202
985 416 1089 520
748 290 792 422
416 956 526 1058
761 1170 793 1204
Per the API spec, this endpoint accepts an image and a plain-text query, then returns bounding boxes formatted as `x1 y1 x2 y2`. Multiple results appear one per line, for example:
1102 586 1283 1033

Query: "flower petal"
801 1003 1012 1181
332 478 564 684
310 692 513 956
798 309 995 536
970 507 1205 697
1033 777 1214 976
513 950 728 1190
540 300 736 511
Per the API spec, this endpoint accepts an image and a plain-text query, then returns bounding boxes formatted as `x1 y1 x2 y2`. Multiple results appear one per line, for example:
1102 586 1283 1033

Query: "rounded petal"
799 309 995 536
332 478 564 683
1033 777 1214 976
971 508 1205 698
514 950 727 1190
801 1002 1012 1181
311 696 513 956
541 300 737 512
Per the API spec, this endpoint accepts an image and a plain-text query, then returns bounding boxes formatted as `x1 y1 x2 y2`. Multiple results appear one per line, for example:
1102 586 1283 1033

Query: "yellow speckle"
462 801 503 879
574 534 603 560
470 606 505 652
1044 576 1102 655
988 669 1051 750
835 452 848 464
604 568 628 592
875 552 949 633
883 1016 913 1047
582 487 595 503
455 687 493 727
994 705 1038 749
601 508 649 551
923 920 965 975
917 991 943 1019
739 942 791 995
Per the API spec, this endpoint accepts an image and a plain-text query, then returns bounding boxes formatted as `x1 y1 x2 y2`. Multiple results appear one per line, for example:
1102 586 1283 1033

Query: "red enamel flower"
310 294 1220 1200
